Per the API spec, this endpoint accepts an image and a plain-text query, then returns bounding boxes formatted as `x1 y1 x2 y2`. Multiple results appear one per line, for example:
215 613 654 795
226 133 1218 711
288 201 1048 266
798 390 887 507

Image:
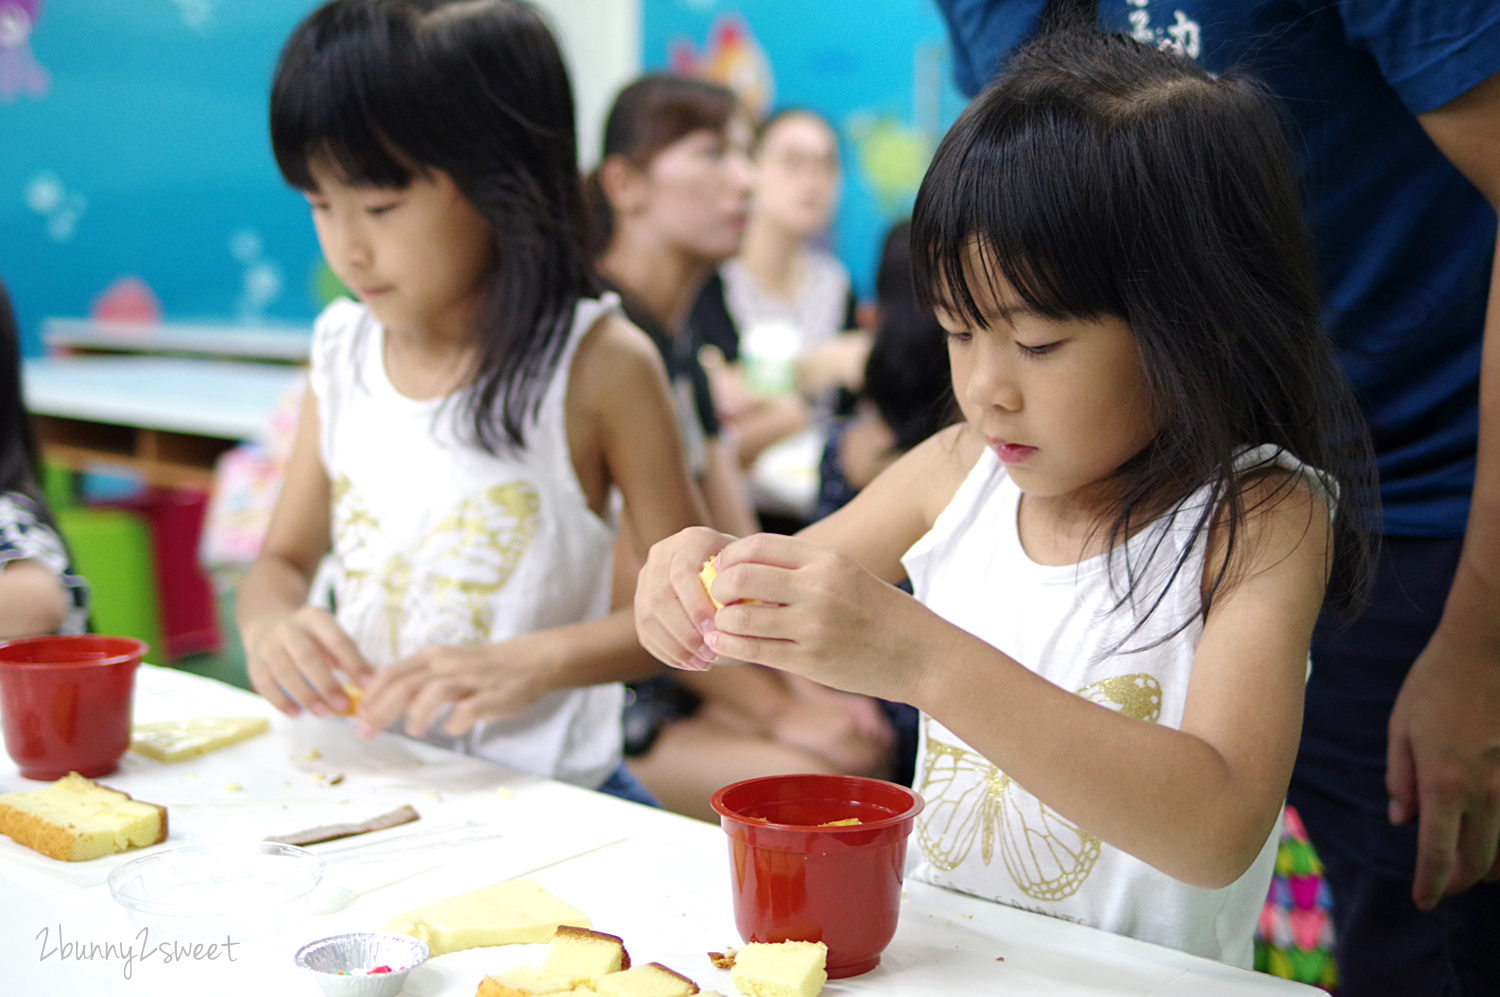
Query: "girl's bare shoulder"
568 312 671 414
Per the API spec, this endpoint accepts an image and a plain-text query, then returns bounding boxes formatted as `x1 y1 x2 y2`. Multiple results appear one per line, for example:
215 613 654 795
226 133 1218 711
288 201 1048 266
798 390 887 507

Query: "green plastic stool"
42 463 77 513
55 507 164 660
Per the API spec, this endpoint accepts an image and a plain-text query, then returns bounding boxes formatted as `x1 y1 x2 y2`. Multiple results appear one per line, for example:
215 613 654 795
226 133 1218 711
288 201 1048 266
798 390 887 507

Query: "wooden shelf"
35 415 234 490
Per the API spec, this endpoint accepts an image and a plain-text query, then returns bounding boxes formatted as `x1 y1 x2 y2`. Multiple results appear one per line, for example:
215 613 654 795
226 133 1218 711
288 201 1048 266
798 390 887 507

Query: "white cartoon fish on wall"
0 0 50 102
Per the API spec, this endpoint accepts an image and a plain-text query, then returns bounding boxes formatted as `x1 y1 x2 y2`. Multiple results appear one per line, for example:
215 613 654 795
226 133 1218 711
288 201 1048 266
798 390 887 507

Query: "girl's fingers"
444 689 520 736
713 601 795 641
271 626 342 716
717 532 819 572
252 651 302 716
303 609 374 684
404 678 468 738
358 665 429 735
709 560 809 611
667 546 721 636
703 627 793 668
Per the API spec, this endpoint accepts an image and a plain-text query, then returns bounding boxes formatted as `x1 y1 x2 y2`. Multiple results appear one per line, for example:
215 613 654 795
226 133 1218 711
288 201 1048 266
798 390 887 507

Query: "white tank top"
902 443 1333 966
310 295 623 789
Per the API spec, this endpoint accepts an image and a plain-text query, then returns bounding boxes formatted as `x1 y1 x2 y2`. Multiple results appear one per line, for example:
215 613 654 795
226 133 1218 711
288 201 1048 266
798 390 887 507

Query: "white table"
0 667 1315 997
43 318 313 363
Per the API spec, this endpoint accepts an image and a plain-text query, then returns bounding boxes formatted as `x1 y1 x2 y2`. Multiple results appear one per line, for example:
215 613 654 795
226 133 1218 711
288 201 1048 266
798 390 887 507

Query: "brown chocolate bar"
265 804 419 845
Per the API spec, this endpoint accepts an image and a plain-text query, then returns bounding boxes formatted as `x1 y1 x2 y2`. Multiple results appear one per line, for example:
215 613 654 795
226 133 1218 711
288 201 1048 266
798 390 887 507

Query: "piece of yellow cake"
699 557 726 611
334 683 363 717
596 962 698 997
384 879 590 956
730 941 827 997
699 557 767 611
542 925 630 988
475 965 577 997
0 772 167 861
130 717 270 761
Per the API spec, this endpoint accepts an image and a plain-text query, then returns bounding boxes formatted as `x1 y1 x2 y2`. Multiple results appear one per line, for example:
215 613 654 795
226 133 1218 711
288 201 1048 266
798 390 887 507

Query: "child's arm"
238 388 372 717
0 560 69 638
357 315 707 739
700 435 759 537
701 472 1329 889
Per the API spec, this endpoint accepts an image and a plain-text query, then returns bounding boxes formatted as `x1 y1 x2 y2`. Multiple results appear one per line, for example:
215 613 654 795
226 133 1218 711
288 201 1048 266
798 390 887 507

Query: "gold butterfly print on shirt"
331 475 540 660
916 673 1163 902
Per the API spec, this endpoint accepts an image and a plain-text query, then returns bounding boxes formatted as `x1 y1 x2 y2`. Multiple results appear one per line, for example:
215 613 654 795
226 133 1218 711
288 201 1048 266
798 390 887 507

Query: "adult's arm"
1393 68 1500 909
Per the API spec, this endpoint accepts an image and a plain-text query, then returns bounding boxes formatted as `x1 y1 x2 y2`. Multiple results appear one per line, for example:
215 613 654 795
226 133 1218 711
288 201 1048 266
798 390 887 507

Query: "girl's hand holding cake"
690 531 953 706
634 526 738 672
244 605 374 718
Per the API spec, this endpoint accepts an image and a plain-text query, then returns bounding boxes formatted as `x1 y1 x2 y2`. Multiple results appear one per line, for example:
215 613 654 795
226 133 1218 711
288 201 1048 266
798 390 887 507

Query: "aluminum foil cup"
295 932 429 997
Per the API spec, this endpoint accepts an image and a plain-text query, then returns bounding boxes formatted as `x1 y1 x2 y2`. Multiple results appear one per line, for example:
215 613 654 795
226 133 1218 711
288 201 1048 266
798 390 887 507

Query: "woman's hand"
243 606 373 717
355 632 562 740
700 532 954 704
634 526 739 671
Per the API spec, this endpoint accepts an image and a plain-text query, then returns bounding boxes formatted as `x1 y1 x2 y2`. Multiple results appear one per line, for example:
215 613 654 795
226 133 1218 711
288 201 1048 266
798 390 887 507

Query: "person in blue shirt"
933 1 1500 993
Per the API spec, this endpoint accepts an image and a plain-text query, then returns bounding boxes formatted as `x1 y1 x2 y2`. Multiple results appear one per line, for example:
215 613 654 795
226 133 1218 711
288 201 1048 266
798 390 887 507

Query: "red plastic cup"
711 774 924 979
0 635 147 781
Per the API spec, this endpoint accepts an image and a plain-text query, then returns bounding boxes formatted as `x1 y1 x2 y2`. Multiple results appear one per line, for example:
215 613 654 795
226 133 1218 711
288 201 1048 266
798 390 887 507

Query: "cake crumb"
328 774 345 786
707 948 737 969
495 786 515 801
224 782 243 792
302 748 323 762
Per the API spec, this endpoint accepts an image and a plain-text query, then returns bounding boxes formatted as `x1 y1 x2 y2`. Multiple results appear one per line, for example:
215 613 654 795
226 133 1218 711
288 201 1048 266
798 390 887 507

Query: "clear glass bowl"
108 841 325 941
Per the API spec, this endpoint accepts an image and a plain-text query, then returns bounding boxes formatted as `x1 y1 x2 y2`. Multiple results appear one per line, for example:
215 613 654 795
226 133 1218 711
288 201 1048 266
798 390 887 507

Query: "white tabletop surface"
0 667 1315 997
22 355 303 441
44 318 312 362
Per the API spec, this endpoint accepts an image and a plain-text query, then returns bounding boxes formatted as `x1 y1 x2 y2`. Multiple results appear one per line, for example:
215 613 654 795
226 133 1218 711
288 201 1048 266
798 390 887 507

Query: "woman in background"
693 109 866 471
593 78 894 819
0 278 88 638
590 72 758 540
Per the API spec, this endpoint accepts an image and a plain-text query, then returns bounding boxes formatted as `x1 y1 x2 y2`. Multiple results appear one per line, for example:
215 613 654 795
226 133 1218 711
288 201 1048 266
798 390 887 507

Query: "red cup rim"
710 774 925 831
0 635 149 670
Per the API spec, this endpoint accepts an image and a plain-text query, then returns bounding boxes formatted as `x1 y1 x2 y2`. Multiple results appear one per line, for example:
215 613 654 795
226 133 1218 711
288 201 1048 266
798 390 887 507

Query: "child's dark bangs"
914 103 1119 328
270 5 419 192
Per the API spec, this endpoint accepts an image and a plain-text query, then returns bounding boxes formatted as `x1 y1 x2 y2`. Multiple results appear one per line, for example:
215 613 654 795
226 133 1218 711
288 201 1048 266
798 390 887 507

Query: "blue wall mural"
1 1 324 356
643 0 967 299
2 1 968 359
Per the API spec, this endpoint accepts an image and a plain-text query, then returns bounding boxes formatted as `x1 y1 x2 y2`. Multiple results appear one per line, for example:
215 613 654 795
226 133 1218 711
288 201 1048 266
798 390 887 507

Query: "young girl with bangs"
239 0 702 799
635 28 1378 962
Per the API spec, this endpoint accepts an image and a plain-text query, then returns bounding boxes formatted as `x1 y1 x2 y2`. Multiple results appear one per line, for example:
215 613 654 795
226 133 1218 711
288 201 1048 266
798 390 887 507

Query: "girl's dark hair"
912 28 1377 641
271 0 596 452
585 73 739 260
0 279 57 530
863 222 952 452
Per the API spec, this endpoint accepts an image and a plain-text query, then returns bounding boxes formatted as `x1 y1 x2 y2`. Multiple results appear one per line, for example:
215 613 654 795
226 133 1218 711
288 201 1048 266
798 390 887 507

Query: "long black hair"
863 221 952 453
0 279 56 529
912 27 1377 641
271 0 597 452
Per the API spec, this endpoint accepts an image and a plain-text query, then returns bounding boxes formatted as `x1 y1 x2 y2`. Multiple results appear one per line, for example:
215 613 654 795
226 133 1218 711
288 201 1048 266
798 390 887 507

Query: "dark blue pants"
597 760 660 808
1289 536 1500 996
